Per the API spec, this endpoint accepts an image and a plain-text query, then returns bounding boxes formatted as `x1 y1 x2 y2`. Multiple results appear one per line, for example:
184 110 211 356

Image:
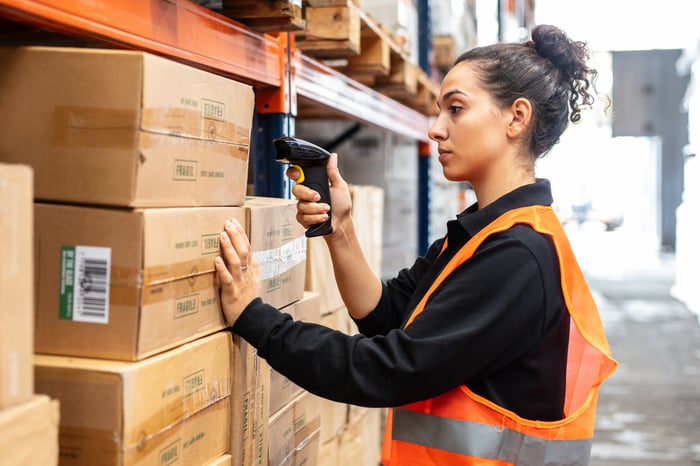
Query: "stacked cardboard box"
0 394 60 466
31 197 305 362
269 292 322 416
0 164 34 411
226 196 309 466
0 46 251 209
0 47 312 466
206 454 233 466
30 197 305 466
34 332 234 466
0 45 257 361
267 292 323 466
0 163 60 466
269 391 322 466
2 45 389 466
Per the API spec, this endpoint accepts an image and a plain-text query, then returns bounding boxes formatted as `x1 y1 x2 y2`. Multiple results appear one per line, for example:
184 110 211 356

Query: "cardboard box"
349 185 384 275
206 454 233 466
231 335 270 466
318 395 348 445
318 308 355 443
339 407 382 466
0 46 253 208
34 331 233 466
244 197 307 310
268 391 321 466
34 197 305 360
270 292 322 415
432 34 457 69
319 436 340 466
0 163 34 409
34 203 241 360
292 429 320 466
305 236 345 313
0 394 60 466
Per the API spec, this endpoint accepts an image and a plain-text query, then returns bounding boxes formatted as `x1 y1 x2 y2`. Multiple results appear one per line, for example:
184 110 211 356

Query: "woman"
215 24 617 465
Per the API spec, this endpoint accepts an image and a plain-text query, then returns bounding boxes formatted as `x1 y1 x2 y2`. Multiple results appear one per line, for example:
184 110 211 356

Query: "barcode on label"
59 245 111 324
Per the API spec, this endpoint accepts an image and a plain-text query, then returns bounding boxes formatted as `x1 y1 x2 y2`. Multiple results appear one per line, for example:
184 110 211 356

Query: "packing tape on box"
144 256 220 286
54 106 251 148
106 237 306 307
125 377 232 452
141 107 251 145
125 397 231 465
141 271 219 306
53 106 139 149
253 236 307 281
102 267 218 308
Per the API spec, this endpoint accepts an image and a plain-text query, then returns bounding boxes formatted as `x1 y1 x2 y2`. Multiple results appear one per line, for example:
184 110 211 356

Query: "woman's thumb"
327 152 342 185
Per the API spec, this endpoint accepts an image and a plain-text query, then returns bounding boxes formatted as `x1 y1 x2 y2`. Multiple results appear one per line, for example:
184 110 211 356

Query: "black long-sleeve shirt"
233 179 570 421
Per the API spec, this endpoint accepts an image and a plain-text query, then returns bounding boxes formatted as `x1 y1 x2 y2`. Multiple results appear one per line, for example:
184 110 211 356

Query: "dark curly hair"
453 24 597 158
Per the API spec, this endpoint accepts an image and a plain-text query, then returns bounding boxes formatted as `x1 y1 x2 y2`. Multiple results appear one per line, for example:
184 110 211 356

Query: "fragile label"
173 159 197 181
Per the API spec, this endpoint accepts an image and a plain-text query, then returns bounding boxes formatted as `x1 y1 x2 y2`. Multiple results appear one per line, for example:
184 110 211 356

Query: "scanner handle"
295 164 333 237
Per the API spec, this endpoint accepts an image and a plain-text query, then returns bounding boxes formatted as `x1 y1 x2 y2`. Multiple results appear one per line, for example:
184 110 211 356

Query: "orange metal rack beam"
0 0 282 87
295 50 430 142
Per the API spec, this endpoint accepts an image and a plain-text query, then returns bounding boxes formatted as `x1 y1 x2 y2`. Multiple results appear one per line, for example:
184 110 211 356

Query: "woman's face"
429 62 512 184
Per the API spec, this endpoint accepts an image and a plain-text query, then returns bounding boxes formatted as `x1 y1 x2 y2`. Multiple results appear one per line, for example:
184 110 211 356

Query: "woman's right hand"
287 153 352 236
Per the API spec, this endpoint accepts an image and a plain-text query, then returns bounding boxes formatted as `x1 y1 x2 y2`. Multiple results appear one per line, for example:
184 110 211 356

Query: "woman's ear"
506 98 532 138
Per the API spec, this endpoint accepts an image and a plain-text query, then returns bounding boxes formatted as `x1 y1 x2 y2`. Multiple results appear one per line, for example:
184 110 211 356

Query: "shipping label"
59 245 111 324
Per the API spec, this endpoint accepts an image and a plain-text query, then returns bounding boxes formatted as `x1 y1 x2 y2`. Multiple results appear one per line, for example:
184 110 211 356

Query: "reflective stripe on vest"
381 205 617 466
393 409 592 465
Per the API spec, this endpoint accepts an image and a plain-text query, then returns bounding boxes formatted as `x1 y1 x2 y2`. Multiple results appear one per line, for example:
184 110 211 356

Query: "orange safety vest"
381 205 618 466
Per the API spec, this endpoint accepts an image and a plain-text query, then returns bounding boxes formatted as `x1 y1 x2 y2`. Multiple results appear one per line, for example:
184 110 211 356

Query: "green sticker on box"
59 246 76 320
58 245 111 324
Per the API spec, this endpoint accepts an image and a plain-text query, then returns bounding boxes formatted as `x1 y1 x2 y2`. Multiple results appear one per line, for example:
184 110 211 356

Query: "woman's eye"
448 105 463 115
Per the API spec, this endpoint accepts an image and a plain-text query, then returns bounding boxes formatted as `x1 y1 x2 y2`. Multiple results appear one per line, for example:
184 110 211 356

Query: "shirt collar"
456 179 554 237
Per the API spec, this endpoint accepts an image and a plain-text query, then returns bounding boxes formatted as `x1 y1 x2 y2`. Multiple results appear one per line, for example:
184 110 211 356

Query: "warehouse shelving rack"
0 0 434 248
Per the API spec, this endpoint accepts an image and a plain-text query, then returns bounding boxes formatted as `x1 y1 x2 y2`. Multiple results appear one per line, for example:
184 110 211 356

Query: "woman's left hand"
215 217 261 326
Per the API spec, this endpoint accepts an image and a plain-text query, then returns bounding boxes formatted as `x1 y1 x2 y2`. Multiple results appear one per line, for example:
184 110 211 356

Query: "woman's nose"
428 121 446 142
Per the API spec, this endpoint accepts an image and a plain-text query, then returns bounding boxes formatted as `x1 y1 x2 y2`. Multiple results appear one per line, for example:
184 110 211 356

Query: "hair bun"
527 24 596 124
531 24 579 75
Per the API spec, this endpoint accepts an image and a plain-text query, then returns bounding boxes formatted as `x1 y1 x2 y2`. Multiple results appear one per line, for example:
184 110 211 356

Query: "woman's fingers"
219 224 241 272
214 255 232 287
223 218 251 272
291 185 330 229
291 182 321 202
285 165 300 182
215 217 261 327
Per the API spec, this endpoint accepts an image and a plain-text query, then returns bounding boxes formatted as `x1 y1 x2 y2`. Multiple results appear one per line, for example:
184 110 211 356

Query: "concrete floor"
569 225 700 465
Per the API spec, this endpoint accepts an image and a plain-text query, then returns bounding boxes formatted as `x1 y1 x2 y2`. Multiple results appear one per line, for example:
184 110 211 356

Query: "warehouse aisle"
568 226 700 465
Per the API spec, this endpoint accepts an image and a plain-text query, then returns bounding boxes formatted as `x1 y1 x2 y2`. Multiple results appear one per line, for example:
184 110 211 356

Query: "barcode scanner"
273 136 333 237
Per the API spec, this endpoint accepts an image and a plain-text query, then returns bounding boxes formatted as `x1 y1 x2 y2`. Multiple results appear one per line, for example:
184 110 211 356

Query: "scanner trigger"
292 164 305 184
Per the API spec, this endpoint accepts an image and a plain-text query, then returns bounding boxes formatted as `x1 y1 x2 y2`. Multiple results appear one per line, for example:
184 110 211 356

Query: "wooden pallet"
211 0 440 116
371 48 417 99
217 0 306 32
305 0 361 5
433 34 456 73
397 68 439 116
340 12 390 78
295 1 361 58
